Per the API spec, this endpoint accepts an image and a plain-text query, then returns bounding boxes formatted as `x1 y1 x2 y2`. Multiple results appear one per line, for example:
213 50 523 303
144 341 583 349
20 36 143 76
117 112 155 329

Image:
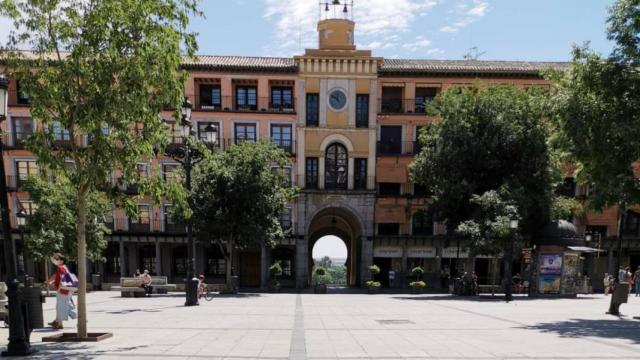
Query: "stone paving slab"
2 291 640 359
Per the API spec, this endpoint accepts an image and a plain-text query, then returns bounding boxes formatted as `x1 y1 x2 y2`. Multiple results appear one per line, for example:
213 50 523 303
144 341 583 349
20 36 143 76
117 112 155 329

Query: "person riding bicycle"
197 274 207 299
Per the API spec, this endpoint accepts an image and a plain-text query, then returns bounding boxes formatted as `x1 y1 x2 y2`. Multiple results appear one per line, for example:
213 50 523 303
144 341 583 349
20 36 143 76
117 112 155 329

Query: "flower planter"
410 287 424 295
314 284 327 294
367 286 380 294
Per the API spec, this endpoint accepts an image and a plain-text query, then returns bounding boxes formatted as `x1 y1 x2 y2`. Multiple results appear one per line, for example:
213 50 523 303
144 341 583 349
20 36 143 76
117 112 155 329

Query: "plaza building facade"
1 15 636 292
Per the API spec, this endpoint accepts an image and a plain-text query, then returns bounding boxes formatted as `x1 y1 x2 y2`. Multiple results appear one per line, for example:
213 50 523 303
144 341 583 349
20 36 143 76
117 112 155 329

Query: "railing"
296 175 375 191
272 139 295 154
191 95 296 114
108 218 187 234
3 132 34 149
376 141 420 156
378 98 432 115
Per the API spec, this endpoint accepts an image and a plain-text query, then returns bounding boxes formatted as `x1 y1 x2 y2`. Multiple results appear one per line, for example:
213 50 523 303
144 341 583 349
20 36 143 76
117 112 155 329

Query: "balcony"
376 141 421 156
297 175 375 192
193 95 296 114
378 98 432 115
272 139 295 154
109 218 187 234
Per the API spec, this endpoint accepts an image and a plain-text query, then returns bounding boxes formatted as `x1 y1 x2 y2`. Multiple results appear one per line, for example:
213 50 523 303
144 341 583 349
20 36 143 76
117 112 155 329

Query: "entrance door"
373 257 392 287
379 126 402 155
239 252 261 287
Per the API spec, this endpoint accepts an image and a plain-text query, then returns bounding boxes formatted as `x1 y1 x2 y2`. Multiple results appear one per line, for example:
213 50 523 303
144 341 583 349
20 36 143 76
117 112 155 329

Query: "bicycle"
199 284 214 301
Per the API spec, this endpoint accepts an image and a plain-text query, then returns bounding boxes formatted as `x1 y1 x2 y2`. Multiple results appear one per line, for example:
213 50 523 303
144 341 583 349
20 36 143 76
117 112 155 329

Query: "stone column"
119 240 126 278
155 241 162 276
400 240 408 288
295 237 308 289
360 236 373 286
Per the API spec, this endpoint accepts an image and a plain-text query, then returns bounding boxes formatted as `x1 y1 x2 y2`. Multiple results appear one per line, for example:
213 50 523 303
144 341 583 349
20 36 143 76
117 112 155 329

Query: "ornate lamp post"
505 219 519 302
1 75 34 356
16 209 27 279
164 97 217 306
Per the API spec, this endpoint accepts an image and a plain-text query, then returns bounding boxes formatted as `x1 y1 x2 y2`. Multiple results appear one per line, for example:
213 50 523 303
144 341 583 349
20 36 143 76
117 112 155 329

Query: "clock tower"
293 0 381 288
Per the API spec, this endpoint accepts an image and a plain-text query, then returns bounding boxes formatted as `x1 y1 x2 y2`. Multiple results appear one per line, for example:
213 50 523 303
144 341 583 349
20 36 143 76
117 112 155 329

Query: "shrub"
366 280 381 288
314 266 326 276
409 281 426 289
411 266 424 279
269 262 283 278
368 265 380 275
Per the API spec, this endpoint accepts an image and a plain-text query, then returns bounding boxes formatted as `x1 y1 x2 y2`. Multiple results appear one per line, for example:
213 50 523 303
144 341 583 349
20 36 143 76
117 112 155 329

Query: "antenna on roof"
463 46 486 61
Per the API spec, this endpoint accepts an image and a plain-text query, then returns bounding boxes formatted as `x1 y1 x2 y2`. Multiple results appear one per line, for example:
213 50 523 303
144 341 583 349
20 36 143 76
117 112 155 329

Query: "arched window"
325 143 348 190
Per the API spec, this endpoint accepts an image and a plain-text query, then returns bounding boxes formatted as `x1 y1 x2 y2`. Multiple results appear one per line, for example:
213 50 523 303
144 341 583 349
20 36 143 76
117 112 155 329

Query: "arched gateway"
307 206 363 286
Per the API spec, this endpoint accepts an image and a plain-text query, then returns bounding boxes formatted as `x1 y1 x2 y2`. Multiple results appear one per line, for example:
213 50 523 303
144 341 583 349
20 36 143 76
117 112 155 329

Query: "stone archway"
307 206 363 286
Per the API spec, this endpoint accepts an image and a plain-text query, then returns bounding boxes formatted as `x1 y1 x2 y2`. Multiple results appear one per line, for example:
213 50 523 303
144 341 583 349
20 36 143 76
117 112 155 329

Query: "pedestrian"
47 253 76 329
140 269 153 297
388 269 396 288
512 273 522 294
634 266 640 296
603 273 611 295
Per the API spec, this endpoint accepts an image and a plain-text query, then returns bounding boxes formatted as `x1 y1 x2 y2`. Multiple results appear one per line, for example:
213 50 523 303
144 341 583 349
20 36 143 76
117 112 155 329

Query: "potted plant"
366 265 381 294
409 266 425 294
268 262 283 293
313 267 330 294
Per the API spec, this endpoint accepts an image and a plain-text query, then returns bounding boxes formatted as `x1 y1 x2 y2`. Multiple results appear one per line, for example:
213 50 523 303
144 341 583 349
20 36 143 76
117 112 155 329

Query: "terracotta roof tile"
183 55 297 72
379 59 570 75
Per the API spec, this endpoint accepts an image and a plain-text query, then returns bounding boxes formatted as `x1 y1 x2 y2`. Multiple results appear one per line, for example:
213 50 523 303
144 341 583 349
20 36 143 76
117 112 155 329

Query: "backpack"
60 268 79 292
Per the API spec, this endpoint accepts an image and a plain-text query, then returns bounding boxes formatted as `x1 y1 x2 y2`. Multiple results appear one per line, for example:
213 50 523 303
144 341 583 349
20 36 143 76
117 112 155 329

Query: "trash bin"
21 286 44 329
92 274 102 291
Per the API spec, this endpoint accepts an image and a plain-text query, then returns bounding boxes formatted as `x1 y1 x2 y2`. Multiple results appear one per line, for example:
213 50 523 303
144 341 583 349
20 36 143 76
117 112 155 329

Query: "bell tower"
318 1 355 50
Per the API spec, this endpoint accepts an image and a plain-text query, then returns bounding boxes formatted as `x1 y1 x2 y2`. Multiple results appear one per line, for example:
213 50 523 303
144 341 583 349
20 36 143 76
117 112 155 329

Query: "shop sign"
407 246 436 258
441 247 469 258
374 246 402 258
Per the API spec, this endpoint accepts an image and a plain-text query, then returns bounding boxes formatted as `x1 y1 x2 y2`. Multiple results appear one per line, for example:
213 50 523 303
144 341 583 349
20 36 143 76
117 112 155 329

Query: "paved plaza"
3 291 640 359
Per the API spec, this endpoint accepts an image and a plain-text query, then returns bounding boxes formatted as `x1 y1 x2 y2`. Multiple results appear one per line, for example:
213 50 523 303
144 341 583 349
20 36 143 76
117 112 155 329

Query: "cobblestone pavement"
3 291 640 359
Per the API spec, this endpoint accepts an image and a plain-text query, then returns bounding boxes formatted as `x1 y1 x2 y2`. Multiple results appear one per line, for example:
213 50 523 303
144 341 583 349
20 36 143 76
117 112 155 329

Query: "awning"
567 246 605 253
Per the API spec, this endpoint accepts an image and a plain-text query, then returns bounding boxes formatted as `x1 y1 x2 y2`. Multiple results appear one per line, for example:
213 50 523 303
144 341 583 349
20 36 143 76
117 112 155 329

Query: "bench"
112 277 176 297
478 284 500 295
206 283 226 293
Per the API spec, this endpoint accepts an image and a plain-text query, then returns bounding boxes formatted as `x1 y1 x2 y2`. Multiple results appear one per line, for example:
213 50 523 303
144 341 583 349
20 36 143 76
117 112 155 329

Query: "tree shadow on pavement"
523 318 640 344
26 343 150 359
391 295 601 301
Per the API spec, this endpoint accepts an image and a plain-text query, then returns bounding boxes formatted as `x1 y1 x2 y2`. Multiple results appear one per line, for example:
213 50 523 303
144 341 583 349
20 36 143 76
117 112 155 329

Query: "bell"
343 4 348 13
325 3 329 11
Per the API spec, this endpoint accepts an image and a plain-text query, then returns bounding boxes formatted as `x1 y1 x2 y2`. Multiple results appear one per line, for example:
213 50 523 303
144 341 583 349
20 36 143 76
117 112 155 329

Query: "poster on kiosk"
538 253 562 294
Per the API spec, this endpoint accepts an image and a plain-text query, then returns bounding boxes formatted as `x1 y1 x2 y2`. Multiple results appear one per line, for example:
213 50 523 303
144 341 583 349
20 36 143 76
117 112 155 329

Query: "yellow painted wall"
326 109 348 128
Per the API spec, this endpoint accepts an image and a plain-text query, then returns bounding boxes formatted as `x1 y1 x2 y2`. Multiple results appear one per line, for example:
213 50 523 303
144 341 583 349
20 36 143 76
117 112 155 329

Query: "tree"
190 141 295 291
0 0 200 338
316 256 333 269
410 85 554 241
549 0 640 313
456 190 520 299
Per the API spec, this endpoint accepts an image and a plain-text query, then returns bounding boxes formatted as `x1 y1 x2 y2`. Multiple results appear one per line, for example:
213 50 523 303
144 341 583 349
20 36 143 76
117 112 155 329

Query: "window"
105 243 120 274
272 248 295 278
556 177 576 198
378 183 401 196
379 126 402 155
271 124 293 153
325 143 348 190
414 87 437 113
52 121 71 141
16 81 29 105
236 86 257 111
412 210 433 236
306 93 319 127
206 247 226 276
166 121 184 144
235 123 256 143
130 204 150 232
306 157 319 189
280 206 292 230
271 87 294 111
378 223 400 236
16 160 38 187
164 205 184 233
18 200 38 216
139 245 156 274
356 94 369 128
380 87 403 113
585 225 607 240
12 117 33 145
199 84 222 109
136 163 150 178
272 166 292 187
354 158 367 190
162 164 180 182
624 211 640 237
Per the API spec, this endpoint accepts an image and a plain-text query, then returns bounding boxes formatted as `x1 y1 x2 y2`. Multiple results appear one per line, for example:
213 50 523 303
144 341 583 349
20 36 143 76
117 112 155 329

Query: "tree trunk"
225 239 233 292
76 190 88 338
504 240 514 302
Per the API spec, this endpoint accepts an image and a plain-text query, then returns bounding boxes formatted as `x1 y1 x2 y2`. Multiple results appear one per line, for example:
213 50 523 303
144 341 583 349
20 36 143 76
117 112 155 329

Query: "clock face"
328 89 347 111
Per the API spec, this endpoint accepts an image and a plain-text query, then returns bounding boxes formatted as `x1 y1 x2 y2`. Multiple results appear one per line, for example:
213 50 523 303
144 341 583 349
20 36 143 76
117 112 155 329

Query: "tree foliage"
0 0 200 338
21 174 110 262
410 85 554 241
190 141 296 288
549 0 640 212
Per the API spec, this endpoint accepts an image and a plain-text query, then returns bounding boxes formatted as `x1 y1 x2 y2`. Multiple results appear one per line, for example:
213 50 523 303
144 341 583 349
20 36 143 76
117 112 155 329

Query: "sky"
185 0 616 61
0 1 616 60
313 236 348 259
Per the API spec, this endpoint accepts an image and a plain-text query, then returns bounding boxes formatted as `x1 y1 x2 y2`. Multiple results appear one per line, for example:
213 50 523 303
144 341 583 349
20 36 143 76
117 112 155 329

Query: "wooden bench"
478 285 500 295
112 277 176 297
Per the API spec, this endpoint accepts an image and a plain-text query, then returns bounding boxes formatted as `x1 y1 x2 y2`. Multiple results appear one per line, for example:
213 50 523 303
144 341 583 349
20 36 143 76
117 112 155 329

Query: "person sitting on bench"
140 270 153 297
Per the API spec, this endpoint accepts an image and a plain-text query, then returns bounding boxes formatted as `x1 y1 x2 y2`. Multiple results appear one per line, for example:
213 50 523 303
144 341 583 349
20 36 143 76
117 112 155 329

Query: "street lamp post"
505 219 519 302
16 209 26 281
164 98 217 307
0 75 35 356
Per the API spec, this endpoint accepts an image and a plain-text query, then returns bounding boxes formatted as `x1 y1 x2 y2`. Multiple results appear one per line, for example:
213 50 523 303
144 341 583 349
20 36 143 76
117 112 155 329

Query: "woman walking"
47 253 75 329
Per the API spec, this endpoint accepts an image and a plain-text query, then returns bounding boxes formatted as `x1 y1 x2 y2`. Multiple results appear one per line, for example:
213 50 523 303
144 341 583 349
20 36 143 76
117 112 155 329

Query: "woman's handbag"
69 297 78 320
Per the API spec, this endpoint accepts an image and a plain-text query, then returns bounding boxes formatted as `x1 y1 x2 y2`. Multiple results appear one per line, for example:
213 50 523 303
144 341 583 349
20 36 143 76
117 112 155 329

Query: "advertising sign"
539 254 563 275
538 276 561 294
407 246 436 258
373 246 402 258
442 247 469 258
